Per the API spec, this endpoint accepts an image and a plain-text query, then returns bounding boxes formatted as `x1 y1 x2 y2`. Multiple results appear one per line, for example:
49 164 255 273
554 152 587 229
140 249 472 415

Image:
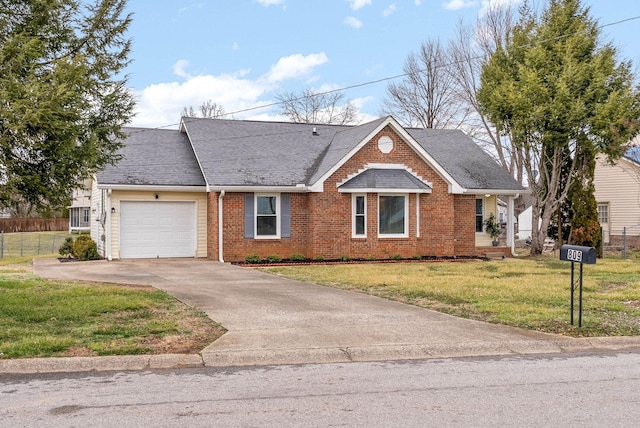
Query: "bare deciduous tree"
449 3 523 182
381 38 472 129
181 100 226 119
276 89 358 125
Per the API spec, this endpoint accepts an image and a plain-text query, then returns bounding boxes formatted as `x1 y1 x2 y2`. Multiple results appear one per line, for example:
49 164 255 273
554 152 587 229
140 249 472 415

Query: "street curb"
0 354 204 374
2 337 639 374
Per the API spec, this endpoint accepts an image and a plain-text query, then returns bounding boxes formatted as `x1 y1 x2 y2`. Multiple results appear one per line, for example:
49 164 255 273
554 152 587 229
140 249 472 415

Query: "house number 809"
566 249 583 262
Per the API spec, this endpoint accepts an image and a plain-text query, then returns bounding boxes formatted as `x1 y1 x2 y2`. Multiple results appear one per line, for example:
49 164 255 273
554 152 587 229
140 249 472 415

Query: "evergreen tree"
0 0 135 213
567 148 602 255
477 0 639 255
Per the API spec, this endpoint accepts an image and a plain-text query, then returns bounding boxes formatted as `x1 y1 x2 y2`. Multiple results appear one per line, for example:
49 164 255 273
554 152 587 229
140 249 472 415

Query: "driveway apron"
34 258 570 366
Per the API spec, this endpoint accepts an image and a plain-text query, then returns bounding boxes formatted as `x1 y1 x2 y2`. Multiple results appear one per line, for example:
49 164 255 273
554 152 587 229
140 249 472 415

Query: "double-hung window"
352 194 366 237
378 194 408 238
245 193 291 239
597 203 609 225
256 195 279 238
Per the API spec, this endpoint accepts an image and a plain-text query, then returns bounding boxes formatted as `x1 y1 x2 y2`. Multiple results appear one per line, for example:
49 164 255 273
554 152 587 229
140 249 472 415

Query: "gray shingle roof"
339 169 432 191
97 128 206 187
182 118 349 186
407 128 526 191
625 146 640 164
102 118 524 193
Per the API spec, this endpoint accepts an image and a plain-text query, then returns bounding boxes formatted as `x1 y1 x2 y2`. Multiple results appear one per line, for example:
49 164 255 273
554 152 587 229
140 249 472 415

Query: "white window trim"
597 203 609 224
255 193 280 239
475 198 484 234
378 193 409 238
352 194 367 238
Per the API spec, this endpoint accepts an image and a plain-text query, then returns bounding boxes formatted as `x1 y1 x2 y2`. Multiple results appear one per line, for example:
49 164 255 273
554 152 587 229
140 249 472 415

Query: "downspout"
106 189 113 261
218 190 225 263
508 195 517 257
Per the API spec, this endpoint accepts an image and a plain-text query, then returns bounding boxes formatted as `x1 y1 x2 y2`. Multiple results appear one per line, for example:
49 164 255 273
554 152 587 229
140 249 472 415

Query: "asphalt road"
2 350 640 427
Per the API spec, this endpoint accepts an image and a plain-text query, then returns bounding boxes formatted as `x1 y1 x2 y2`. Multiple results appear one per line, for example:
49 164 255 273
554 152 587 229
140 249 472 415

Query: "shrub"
315 255 324 262
245 254 261 264
483 213 501 240
390 254 402 260
265 254 282 263
58 237 75 258
72 235 99 261
290 253 305 262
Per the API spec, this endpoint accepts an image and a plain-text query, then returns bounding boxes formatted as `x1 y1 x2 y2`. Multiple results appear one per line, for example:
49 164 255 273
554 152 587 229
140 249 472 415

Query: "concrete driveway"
33 258 604 366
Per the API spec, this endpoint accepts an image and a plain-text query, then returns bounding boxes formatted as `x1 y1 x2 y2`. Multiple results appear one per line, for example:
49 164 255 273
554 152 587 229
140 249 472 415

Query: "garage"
119 201 197 258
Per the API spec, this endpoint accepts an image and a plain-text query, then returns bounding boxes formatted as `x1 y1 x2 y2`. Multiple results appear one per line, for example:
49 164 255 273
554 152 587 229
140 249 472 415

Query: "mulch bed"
235 255 482 267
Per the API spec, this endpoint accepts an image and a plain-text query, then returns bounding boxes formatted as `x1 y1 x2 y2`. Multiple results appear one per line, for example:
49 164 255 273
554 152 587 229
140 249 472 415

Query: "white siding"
594 156 640 237
475 195 497 247
89 178 106 257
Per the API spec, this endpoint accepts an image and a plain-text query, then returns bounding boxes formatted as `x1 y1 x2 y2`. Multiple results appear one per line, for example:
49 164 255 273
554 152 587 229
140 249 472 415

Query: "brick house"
90 116 525 261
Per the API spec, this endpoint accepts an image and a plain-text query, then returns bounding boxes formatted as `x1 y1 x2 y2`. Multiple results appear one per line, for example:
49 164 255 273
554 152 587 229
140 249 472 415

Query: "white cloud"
263 53 328 84
346 0 372 10
414 0 422 5
131 53 330 127
480 0 521 14
178 3 204 14
232 41 239 51
172 59 192 79
383 3 397 17
344 16 363 29
257 0 285 6
442 0 477 10
132 74 268 127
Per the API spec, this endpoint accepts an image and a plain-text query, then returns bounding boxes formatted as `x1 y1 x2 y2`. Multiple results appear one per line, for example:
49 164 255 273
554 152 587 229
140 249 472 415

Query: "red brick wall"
453 195 478 255
209 125 477 262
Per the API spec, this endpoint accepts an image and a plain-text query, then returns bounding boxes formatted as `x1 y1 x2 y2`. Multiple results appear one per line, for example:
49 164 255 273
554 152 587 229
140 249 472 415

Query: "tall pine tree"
0 0 135 213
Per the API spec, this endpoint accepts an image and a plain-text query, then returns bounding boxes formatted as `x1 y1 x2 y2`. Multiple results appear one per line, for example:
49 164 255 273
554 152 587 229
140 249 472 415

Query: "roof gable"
338 167 432 193
307 117 389 186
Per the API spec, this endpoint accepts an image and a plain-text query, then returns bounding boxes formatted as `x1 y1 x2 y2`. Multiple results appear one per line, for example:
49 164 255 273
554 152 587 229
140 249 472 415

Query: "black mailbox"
560 245 596 264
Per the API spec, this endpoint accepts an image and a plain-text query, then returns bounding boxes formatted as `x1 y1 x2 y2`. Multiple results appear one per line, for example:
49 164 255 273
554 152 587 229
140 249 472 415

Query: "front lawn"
265 254 640 337
0 258 225 359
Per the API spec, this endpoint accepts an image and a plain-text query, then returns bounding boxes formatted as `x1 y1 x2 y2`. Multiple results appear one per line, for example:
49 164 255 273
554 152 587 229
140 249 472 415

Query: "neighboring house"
90 116 526 262
594 145 640 248
517 206 534 240
69 179 92 232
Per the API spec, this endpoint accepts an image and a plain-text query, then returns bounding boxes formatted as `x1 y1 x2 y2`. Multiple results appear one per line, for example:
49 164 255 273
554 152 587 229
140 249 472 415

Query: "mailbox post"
559 245 596 327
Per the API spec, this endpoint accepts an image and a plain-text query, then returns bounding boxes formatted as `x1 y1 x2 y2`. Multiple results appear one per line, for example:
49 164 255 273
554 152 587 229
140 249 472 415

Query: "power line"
129 14 640 134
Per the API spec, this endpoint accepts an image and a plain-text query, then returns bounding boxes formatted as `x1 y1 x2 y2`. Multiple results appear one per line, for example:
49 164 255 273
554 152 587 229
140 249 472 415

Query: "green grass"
265 254 640 337
0 257 225 359
0 231 72 258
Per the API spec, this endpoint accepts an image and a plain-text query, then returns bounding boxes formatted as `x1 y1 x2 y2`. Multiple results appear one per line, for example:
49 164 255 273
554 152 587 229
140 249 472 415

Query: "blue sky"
123 0 640 128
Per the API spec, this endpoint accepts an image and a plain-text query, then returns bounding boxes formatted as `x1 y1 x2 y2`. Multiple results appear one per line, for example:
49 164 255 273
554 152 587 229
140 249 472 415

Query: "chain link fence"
0 232 71 259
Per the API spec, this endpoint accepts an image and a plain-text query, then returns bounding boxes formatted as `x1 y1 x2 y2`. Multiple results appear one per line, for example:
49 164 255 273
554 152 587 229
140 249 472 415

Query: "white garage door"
120 201 197 259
